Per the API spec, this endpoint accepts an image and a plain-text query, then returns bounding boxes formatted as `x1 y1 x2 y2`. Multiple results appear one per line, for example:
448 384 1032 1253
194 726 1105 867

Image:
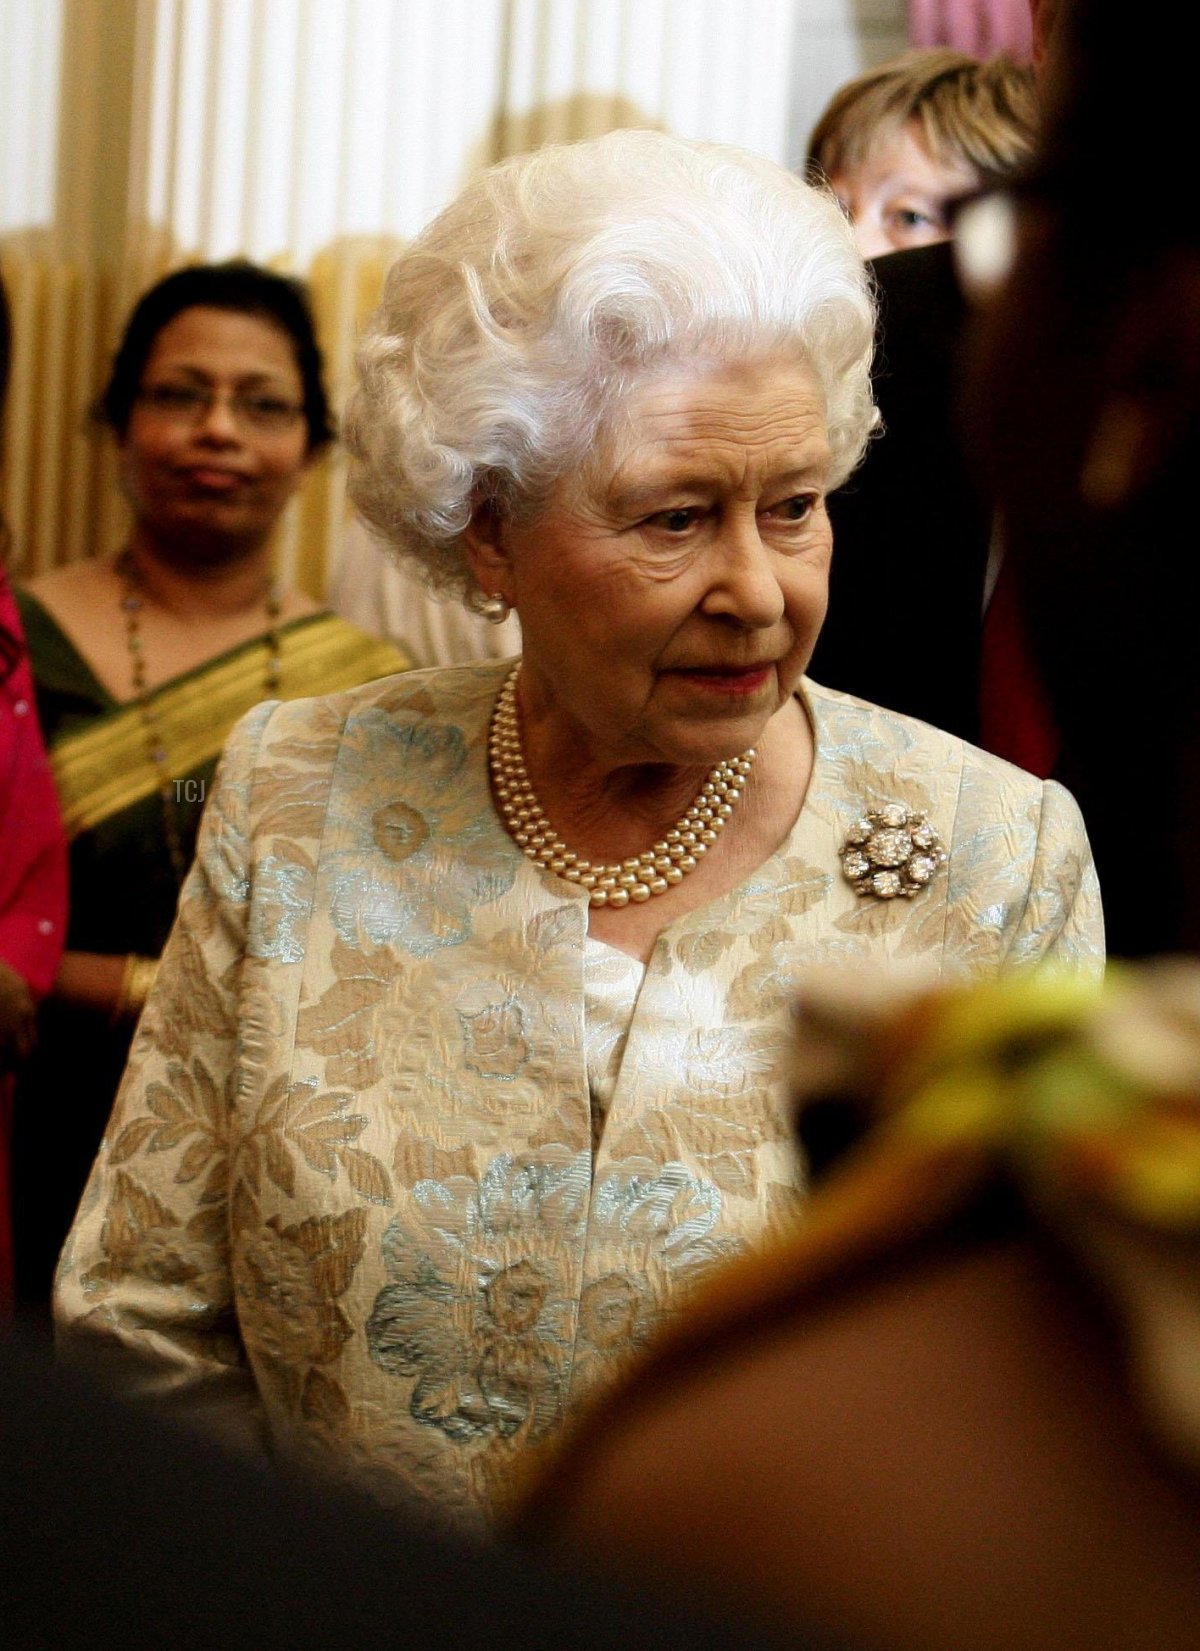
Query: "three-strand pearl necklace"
488 664 757 909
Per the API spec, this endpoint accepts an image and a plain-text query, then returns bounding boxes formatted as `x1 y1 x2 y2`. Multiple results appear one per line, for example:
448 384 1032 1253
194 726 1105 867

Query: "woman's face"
471 358 833 772
119 305 311 561
829 120 979 259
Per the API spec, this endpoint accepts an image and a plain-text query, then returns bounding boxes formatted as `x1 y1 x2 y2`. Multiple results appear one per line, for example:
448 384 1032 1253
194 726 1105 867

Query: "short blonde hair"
808 48 1037 193
346 129 875 605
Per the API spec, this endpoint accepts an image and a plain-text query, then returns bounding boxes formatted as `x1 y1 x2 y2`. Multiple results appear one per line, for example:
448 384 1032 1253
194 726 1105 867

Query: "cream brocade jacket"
56 662 1103 1520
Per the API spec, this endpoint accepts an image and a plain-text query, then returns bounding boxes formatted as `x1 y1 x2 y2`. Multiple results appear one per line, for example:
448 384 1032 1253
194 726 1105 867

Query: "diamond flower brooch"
840 803 947 900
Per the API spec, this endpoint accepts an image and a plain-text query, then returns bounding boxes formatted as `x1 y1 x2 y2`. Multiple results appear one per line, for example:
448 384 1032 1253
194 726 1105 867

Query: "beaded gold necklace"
117 548 282 884
488 664 757 909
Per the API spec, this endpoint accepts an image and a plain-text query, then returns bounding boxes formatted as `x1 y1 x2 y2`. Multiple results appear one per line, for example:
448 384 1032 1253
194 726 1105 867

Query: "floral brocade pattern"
55 663 1103 1521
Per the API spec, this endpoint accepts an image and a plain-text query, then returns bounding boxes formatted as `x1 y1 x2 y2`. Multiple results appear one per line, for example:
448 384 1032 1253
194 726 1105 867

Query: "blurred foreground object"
970 0 1200 954
1 1327 800 1651
526 962 1200 1650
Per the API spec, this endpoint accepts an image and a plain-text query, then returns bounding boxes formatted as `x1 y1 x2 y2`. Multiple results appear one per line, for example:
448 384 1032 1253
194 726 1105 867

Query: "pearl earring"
478 592 512 625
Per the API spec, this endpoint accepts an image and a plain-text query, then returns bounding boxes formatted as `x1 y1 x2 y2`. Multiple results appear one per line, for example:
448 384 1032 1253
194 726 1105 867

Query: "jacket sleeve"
54 701 275 1450
1003 778 1105 976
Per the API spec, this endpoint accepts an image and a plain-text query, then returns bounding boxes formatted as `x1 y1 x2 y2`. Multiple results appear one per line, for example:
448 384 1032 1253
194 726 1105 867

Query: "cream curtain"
1 0 881 597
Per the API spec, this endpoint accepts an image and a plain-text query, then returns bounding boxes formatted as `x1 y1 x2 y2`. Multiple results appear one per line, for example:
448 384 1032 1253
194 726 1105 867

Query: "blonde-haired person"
58 129 1099 1523
808 48 1037 259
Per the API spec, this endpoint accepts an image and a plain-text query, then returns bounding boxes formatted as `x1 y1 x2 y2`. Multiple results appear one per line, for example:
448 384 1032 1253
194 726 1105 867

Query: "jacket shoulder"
804 677 1048 803
254 657 514 746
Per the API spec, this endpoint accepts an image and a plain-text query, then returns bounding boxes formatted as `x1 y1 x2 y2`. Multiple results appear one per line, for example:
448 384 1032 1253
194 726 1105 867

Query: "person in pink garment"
0 277 68 1309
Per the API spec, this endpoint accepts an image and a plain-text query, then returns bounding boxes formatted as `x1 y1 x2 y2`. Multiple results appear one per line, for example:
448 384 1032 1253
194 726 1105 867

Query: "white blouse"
583 937 647 1149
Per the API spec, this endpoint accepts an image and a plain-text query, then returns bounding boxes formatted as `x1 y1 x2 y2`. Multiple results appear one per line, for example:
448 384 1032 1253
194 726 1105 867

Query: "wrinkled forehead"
585 356 832 498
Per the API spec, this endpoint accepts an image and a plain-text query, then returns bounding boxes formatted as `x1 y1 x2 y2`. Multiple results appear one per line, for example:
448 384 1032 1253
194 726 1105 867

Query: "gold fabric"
55 663 1104 1521
49 615 405 841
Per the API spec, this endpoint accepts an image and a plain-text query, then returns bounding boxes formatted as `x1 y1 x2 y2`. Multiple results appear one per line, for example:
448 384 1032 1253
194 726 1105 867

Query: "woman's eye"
647 507 702 533
144 384 206 413
889 204 943 235
768 494 816 523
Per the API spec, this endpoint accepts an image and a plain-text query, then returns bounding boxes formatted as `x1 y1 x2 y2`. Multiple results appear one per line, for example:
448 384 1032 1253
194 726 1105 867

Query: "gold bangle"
111 954 160 1026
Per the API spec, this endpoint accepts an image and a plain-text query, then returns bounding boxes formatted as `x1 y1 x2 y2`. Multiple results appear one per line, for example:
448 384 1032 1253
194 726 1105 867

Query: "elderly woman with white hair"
56 130 1102 1521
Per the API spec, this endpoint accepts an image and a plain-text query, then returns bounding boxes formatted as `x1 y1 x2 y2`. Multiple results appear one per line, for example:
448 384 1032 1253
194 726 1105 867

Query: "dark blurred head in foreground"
972 0 1200 955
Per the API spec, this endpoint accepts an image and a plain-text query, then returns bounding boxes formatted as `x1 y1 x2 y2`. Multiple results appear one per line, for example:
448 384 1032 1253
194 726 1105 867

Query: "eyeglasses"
135 382 305 433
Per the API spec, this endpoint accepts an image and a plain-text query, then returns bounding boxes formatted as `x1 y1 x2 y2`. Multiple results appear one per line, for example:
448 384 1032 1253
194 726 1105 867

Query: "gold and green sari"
17 592 408 955
12 589 409 1303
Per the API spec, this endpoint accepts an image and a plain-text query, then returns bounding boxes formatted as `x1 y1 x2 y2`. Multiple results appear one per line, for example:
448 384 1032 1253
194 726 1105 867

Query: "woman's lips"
670 664 774 696
180 466 246 493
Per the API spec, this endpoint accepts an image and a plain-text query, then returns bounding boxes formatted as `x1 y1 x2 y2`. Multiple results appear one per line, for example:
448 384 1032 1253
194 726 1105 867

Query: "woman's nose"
195 392 243 442
702 519 786 628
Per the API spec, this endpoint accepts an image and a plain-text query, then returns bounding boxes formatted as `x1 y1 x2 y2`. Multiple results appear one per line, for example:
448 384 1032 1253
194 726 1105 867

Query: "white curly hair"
346 128 876 607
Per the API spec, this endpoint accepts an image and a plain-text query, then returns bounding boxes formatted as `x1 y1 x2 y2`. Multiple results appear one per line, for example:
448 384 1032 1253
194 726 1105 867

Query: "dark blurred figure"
525 965 1200 1651
810 1 1059 762
812 0 1189 959
810 238 991 744
0 277 68 1312
971 0 1200 955
1 1325 811 1651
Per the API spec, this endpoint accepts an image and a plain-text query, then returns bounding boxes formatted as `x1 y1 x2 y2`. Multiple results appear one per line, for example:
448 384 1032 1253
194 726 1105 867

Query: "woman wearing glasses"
13 262 408 1305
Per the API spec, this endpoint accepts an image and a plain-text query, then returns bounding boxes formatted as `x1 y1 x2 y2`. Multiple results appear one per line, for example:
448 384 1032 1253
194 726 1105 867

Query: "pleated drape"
908 0 1033 55
1 0 901 596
